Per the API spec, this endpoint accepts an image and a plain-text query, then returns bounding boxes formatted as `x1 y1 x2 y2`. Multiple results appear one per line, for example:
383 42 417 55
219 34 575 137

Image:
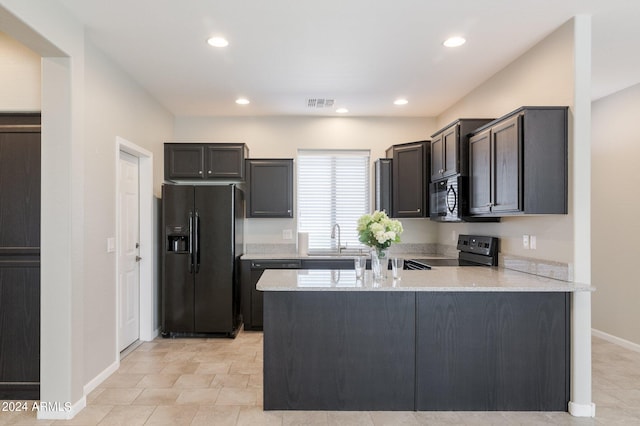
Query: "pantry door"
118 150 140 351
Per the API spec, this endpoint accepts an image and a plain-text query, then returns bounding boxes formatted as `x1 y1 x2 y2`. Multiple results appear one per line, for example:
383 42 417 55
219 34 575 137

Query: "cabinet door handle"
198 170 203 175
208 170 212 174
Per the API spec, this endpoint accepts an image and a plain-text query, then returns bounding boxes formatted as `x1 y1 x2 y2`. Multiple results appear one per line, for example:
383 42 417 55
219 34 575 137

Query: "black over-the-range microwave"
429 176 464 222
429 176 499 222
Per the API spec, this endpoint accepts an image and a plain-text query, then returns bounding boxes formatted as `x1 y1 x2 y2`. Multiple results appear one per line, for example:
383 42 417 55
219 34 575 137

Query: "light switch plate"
282 229 293 240
107 237 116 253
530 235 537 250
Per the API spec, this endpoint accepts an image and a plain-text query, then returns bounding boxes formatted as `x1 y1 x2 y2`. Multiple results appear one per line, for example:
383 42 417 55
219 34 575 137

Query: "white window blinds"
297 150 370 251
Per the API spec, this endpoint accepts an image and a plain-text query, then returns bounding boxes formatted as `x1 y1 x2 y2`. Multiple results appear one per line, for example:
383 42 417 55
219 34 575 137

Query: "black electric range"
404 235 499 270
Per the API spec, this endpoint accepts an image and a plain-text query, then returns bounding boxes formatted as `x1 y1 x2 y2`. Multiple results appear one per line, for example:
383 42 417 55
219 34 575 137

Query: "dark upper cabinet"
430 119 493 182
246 159 293 218
491 116 522 213
164 143 248 181
374 158 392 215
468 107 568 216
386 141 430 218
468 129 492 215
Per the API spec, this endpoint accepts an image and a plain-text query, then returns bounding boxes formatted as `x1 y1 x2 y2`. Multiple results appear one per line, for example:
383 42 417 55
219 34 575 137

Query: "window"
297 149 370 251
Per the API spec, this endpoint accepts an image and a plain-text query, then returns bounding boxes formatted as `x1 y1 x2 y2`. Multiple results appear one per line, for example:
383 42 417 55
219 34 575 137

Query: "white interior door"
118 151 140 351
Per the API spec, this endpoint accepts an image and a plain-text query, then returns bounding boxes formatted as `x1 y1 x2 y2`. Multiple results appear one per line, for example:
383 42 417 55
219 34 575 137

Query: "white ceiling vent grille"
307 98 335 108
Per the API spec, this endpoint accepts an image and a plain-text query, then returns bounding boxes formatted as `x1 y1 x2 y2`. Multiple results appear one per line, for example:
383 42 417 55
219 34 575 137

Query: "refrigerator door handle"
195 210 200 273
188 211 194 273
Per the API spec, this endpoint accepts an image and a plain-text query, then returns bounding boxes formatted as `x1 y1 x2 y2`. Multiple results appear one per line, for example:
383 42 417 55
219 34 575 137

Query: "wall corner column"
570 14 595 418
39 55 86 420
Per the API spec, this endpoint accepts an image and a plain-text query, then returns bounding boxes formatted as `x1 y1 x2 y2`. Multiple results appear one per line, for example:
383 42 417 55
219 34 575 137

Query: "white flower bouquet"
357 210 403 254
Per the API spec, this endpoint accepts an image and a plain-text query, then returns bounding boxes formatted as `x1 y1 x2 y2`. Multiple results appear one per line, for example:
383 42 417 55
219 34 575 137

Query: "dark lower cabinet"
0 113 41 399
240 258 354 331
240 260 268 331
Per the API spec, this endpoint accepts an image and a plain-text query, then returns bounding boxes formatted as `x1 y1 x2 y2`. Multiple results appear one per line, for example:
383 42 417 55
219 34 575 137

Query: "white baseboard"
140 325 160 342
568 401 596 417
36 396 86 420
592 328 640 353
83 359 120 395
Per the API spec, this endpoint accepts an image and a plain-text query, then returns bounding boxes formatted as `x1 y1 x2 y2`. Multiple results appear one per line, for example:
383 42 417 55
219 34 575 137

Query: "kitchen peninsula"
258 268 591 412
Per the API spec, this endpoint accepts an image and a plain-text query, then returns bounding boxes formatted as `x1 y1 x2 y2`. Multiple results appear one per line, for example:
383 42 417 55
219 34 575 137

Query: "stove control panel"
457 234 498 257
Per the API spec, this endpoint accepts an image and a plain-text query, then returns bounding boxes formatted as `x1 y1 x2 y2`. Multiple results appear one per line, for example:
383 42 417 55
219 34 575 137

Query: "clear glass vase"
371 248 388 280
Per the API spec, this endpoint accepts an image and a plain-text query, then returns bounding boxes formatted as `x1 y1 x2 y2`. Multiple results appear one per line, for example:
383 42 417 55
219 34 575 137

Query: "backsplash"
244 243 572 281
245 243 438 256
245 243 298 255
500 254 571 282
432 243 571 281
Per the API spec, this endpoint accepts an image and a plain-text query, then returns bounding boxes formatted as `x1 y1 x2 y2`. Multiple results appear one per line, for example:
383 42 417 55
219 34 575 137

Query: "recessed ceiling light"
336 108 349 114
394 99 409 106
235 98 250 105
443 36 466 48
207 36 229 47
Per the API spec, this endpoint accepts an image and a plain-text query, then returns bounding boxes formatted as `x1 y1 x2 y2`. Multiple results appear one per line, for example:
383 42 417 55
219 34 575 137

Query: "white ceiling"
57 0 640 117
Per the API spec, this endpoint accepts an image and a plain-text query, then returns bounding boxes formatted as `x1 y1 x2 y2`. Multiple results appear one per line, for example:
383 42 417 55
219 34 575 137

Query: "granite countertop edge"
255 269 594 293
241 253 445 260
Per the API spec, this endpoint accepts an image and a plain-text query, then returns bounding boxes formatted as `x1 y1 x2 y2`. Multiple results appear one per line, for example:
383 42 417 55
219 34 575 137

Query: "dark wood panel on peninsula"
416 292 570 411
263 291 416 410
262 289 570 412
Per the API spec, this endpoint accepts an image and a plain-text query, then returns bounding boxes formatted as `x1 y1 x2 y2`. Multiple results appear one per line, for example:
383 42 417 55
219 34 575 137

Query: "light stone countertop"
241 253 448 260
256 268 593 292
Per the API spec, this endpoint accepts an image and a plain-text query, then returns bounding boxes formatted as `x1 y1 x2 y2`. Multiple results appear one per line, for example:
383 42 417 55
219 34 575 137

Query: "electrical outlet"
530 235 537 250
282 229 293 240
522 234 530 250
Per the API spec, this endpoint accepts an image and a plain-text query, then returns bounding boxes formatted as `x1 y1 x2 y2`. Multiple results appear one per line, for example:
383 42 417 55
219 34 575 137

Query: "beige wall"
0 11 173 403
592 83 640 345
173 115 440 245
83 39 173 381
0 31 40 110
435 20 576 264
172 21 579 261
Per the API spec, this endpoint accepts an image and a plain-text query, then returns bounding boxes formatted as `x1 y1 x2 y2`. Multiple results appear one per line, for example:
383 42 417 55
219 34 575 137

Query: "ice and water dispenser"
166 225 189 253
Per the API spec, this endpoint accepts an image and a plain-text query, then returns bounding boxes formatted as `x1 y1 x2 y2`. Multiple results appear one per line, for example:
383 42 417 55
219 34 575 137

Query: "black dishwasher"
240 258 355 330
240 259 301 331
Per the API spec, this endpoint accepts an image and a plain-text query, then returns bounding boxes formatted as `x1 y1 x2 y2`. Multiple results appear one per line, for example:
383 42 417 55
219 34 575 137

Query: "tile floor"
1 332 639 425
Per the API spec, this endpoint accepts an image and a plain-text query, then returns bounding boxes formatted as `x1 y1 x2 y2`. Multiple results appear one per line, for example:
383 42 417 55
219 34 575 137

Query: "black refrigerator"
162 184 244 337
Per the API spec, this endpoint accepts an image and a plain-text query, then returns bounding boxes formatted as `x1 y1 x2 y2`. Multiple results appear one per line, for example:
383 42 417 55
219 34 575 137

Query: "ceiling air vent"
307 98 335 108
